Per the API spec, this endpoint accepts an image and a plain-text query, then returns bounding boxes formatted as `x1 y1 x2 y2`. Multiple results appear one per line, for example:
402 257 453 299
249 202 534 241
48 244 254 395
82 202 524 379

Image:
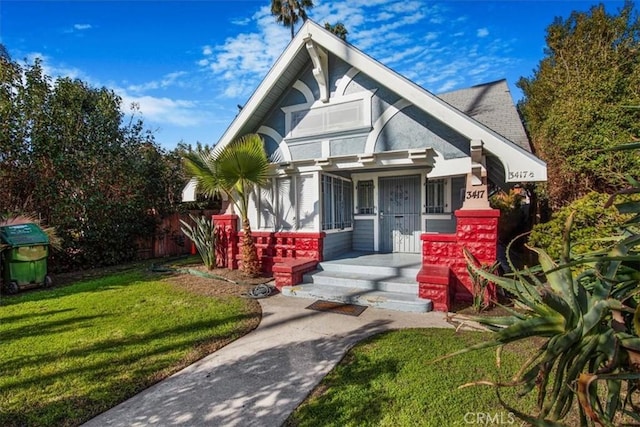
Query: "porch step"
280 252 432 313
281 283 432 313
302 270 418 294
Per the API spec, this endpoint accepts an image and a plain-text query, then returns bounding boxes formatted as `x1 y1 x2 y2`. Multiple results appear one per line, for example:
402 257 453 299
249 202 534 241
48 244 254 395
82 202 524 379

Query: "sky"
0 0 626 150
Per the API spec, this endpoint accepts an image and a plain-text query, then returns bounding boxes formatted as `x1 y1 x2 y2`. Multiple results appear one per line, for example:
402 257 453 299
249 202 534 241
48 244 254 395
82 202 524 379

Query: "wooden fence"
136 210 217 259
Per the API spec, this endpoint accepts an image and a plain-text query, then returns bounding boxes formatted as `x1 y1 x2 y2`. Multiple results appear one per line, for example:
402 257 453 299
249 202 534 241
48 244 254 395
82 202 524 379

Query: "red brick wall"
421 209 500 307
212 213 324 275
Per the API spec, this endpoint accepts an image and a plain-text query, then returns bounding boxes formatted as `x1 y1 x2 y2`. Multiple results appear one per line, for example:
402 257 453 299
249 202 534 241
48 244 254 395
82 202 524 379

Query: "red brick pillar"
212 214 239 269
454 209 500 304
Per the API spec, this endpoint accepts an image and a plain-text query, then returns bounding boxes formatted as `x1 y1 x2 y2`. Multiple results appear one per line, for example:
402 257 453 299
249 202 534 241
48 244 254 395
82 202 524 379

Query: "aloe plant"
440 159 640 425
180 214 216 270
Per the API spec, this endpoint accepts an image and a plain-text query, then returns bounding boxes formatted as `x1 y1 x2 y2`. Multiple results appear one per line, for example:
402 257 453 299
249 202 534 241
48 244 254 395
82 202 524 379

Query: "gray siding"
323 231 353 260
353 219 374 251
375 106 469 158
289 142 322 160
330 136 367 156
328 54 353 94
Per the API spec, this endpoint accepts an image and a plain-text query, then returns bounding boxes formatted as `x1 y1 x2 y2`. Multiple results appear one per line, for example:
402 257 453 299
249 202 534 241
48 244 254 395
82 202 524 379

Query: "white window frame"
320 173 353 232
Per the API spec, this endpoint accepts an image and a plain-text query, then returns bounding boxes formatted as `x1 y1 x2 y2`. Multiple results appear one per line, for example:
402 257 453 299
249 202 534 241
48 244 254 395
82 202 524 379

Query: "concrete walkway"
83 293 453 427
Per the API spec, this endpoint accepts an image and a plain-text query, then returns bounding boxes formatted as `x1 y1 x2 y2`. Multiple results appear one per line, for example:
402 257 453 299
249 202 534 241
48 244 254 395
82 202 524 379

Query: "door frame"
352 169 426 253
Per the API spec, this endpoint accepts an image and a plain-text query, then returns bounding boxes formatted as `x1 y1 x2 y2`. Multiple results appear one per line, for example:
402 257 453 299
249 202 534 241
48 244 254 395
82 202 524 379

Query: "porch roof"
270 148 435 175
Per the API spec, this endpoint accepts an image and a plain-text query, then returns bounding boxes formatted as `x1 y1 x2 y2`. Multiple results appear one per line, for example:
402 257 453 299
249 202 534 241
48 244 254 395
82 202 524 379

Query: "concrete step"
281 283 432 313
317 260 420 278
303 270 418 295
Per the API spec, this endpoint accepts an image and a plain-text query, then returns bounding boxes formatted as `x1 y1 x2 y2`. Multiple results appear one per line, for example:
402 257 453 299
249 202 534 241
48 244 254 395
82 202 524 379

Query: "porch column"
212 214 239 269
453 209 500 304
461 139 490 210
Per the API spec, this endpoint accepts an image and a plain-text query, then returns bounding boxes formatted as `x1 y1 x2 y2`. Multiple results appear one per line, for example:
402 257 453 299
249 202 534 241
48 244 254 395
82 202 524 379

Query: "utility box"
0 223 51 294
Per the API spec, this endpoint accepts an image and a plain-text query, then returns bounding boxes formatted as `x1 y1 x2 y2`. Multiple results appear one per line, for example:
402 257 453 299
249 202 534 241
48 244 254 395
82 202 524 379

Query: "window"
321 174 353 230
357 180 374 214
425 179 445 213
282 91 373 140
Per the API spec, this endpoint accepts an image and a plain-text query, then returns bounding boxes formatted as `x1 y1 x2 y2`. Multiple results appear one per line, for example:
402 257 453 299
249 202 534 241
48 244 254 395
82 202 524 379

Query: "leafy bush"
528 191 634 260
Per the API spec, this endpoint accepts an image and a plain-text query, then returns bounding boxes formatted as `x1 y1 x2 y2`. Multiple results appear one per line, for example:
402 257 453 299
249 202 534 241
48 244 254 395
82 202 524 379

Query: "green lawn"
286 328 540 427
0 270 259 427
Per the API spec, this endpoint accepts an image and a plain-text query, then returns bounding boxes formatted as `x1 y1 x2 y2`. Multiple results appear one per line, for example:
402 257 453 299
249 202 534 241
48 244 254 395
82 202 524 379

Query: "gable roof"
216 20 546 183
438 79 531 153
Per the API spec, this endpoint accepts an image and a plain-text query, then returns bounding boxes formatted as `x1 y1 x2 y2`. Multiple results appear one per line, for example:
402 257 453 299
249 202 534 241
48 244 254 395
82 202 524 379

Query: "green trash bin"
0 223 52 294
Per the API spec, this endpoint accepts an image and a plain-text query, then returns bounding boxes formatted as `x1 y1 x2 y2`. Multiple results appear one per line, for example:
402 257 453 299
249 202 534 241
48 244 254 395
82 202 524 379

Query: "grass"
0 269 259 427
286 328 541 427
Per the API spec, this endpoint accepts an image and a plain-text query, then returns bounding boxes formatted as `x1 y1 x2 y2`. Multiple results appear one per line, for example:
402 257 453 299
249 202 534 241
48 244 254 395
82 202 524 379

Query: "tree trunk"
240 217 261 277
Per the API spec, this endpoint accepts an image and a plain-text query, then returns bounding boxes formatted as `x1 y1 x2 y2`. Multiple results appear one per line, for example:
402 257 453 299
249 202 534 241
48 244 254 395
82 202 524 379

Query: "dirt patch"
159 264 273 299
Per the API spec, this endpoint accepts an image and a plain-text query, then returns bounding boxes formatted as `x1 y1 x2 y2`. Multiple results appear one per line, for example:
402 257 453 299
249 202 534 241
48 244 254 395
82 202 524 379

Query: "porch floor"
281 252 433 313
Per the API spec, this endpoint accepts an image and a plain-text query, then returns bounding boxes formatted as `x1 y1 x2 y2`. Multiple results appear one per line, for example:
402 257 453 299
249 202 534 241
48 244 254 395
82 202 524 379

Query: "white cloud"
74 24 92 31
196 0 518 101
126 71 188 93
231 17 251 26
121 94 204 127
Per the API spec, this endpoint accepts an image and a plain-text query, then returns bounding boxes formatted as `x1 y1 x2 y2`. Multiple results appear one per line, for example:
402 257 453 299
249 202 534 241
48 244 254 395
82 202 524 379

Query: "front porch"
281 252 430 313
211 209 499 313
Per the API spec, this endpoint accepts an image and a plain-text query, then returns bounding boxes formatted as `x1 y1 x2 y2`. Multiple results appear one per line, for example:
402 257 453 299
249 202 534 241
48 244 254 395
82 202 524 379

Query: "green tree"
517 2 640 210
324 22 348 40
0 53 184 270
183 134 270 276
271 0 314 39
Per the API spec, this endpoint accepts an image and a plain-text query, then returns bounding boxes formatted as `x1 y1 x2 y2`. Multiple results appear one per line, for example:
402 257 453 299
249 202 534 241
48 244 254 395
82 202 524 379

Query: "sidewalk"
83 293 452 427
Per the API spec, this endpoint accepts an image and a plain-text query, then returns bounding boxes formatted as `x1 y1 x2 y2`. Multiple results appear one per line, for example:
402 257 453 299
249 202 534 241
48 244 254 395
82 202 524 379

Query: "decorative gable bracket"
304 36 329 103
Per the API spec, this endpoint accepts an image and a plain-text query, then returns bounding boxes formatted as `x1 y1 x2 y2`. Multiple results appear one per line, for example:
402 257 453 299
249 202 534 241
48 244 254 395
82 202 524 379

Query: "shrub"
528 191 634 260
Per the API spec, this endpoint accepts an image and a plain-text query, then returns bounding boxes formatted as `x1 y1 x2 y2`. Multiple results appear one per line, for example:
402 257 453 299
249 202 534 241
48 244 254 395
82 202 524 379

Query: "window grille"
321 175 353 230
357 180 374 214
425 179 445 213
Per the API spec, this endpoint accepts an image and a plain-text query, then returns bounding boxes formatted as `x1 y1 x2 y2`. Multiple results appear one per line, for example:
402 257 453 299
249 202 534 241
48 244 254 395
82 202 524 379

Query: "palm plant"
271 0 314 39
438 146 640 425
183 134 270 277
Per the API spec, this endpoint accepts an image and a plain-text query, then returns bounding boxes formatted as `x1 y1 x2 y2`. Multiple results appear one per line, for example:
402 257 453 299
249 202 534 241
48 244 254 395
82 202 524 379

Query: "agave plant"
440 174 640 425
180 214 216 270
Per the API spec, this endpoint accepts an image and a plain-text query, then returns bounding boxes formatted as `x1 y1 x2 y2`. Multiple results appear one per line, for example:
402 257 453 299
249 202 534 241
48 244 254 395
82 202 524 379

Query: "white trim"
214 20 545 183
292 80 314 105
364 98 412 154
304 38 329 102
257 125 292 162
335 66 360 96
427 155 471 178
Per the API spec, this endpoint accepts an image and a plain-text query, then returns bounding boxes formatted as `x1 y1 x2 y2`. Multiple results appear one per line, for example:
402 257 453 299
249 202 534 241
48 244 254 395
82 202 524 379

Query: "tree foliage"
183 134 270 276
324 22 348 40
271 0 314 39
0 52 187 271
517 2 640 209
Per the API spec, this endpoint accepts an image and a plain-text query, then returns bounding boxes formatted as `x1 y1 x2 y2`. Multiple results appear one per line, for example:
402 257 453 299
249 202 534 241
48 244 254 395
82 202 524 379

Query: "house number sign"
508 170 536 180
465 189 485 200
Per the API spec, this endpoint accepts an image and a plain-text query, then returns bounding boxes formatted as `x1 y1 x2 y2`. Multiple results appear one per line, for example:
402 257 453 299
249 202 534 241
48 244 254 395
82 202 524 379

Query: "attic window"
282 91 373 141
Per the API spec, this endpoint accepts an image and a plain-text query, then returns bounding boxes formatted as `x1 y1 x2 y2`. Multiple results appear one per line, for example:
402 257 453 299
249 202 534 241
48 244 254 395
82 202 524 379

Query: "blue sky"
1 0 623 150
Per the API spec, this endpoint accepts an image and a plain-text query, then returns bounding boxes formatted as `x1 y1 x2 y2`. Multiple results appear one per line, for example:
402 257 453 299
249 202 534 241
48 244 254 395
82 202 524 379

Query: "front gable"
218 20 546 184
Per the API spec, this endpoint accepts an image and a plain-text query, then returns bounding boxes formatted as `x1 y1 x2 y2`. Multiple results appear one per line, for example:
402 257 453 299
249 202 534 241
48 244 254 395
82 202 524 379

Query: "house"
183 20 546 312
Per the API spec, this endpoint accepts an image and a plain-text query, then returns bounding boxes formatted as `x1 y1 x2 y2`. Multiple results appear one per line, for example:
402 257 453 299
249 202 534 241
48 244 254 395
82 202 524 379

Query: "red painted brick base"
419 209 500 311
212 214 324 286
